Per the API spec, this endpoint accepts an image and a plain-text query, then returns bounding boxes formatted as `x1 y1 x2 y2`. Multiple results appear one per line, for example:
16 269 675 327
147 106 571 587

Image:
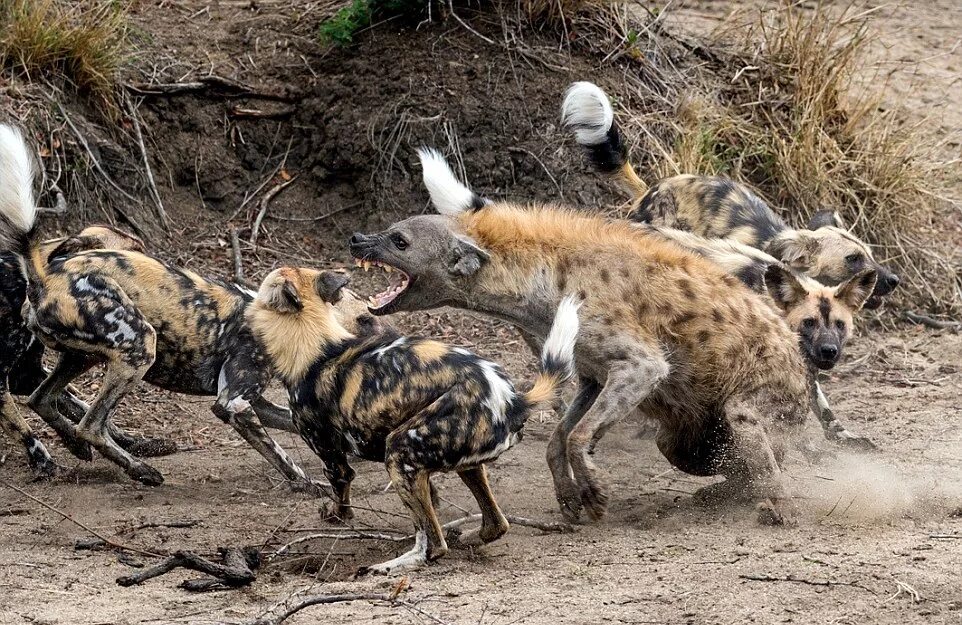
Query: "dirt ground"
1 2 961 624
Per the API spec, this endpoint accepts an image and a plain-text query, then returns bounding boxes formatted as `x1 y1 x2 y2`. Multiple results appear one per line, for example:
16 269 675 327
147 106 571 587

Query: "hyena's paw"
555 480 584 523
756 498 799 527
692 479 749 507
579 476 610 521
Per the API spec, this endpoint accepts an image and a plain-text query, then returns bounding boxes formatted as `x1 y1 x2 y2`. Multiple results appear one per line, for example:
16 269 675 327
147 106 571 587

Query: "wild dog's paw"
756 498 799 527
835 434 879 453
29 458 61 481
319 500 354 524
124 436 179 458
128 463 164 486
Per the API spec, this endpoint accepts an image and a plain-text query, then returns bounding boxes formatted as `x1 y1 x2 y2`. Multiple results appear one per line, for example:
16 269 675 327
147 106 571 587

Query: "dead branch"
228 105 296 120
116 546 259 591
905 311 962 332
250 593 387 625
0 480 162 558
230 228 246 285
739 573 874 593
125 95 170 228
442 513 575 534
250 176 298 247
126 75 297 102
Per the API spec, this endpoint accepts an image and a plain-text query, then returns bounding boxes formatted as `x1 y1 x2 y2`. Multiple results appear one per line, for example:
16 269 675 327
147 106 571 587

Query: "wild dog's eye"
845 253 863 265
391 233 409 250
801 318 817 330
835 319 845 332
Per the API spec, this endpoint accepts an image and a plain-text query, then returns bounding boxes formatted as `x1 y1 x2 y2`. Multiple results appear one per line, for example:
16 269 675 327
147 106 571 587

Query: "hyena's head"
766 210 899 309
349 149 491 316
765 263 877 370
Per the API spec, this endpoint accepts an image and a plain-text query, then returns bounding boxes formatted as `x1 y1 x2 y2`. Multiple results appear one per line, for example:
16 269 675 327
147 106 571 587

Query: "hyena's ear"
767 231 820 270
316 271 350 304
261 278 303 313
764 263 809 312
835 268 877 312
448 235 490 277
807 209 845 230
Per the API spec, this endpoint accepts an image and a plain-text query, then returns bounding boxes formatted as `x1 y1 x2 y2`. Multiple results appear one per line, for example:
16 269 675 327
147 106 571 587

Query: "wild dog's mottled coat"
350 149 810 524
248 267 578 573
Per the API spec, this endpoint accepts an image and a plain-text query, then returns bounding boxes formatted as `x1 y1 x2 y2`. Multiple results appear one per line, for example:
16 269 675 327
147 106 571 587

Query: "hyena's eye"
391 233 409 251
802 318 817 330
845 253 864 266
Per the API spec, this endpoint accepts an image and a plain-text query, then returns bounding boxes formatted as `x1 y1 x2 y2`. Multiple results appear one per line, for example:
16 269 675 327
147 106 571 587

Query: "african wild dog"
248 267 578 573
350 148 811 525
561 81 900 309
0 124 380 489
1 225 179 477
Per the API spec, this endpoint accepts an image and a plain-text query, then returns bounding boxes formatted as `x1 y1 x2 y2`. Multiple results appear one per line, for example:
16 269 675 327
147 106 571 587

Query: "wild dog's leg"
546 377 601 522
809 379 877 452
57 392 178 458
0 387 57 478
313 439 356 522
212 359 328 495
250 396 296 433
566 351 669 521
362 462 446 575
27 351 97 461
452 465 509 547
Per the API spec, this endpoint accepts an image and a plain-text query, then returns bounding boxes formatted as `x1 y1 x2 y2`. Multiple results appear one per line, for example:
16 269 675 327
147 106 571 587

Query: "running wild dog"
561 81 900 309
350 148 810 524
0 124 379 489
248 267 579 573
1 226 176 477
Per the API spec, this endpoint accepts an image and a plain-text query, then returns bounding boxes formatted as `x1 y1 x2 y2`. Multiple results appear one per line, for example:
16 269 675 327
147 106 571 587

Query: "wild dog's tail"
416 147 489 216
524 295 580 406
0 124 45 284
561 81 648 200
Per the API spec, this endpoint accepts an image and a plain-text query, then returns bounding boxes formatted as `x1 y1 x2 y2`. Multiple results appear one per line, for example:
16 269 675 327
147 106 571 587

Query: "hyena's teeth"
383 265 393 273
363 261 371 271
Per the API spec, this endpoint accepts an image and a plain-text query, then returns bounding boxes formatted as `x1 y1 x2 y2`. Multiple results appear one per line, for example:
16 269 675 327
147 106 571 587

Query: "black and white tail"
524 295 580 406
561 81 648 200
0 124 45 285
417 148 489 216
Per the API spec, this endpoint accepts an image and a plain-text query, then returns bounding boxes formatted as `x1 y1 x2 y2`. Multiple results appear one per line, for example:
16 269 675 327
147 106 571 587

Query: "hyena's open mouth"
352 257 411 311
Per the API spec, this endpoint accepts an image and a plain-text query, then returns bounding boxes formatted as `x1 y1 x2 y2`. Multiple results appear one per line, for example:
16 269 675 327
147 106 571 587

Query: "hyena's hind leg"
212 356 328 496
450 465 509 548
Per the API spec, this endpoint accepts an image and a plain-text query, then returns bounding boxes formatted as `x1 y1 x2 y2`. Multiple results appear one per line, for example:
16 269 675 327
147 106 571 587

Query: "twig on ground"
739 573 874 593
125 96 170 228
228 105 296 120
250 593 387 625
230 228 246 285
905 311 962 332
126 75 296 102
0 480 162 558
266 203 357 222
441 513 575 534
116 547 259 591
250 176 298 246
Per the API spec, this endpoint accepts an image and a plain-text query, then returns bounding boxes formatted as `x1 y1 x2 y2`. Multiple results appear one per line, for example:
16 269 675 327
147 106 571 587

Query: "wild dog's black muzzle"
873 266 900 296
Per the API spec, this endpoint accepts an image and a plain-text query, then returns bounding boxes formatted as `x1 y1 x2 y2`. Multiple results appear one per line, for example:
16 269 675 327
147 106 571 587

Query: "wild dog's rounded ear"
316 271 350 304
261 277 303 313
835 268 878 312
766 231 820 270
448 235 490 277
764 263 808 311
807 209 845 231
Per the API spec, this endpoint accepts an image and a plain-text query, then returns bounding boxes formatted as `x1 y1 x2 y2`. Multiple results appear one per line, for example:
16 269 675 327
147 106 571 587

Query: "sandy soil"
1 2 960 624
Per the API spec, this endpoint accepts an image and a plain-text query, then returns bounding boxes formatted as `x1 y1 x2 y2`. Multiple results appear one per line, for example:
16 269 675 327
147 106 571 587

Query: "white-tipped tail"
561 81 613 147
417 147 478 216
541 295 580 378
0 124 37 251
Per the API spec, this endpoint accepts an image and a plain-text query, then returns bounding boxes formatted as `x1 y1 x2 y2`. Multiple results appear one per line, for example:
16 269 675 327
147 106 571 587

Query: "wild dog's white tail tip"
561 81 613 147
0 124 37 250
417 147 479 216
541 294 580 379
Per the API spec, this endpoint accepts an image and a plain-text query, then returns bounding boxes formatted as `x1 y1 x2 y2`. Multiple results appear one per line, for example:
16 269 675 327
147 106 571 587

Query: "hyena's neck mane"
248 302 354 385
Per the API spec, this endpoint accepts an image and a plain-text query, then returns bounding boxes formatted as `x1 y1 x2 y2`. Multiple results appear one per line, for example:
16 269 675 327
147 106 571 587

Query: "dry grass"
0 0 128 104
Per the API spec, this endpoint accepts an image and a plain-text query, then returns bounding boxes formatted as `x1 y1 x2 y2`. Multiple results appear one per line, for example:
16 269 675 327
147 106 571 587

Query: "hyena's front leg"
565 351 669 521
809 379 877 451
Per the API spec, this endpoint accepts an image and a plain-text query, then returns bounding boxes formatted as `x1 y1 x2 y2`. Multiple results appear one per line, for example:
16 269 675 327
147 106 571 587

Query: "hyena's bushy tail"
417 147 488 216
561 81 648 200
524 295 580 406
0 124 45 284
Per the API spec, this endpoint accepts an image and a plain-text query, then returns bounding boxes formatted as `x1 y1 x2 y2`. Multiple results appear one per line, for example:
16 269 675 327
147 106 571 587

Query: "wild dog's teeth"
354 258 362 267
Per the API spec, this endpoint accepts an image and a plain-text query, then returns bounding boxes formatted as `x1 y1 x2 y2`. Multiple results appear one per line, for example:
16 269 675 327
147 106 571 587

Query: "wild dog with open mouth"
248 267 578 574
561 81 900 309
350 149 811 525
1 225 180 477
0 124 380 488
